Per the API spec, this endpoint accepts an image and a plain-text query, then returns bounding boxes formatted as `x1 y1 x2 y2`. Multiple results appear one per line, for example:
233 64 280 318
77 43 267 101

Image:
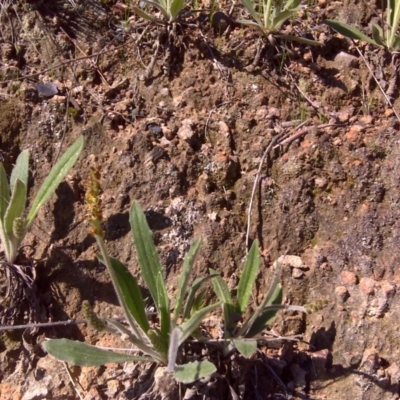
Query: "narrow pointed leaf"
43 339 150 366
141 0 170 20
26 136 85 230
0 163 10 221
272 9 300 30
183 274 218 319
237 239 260 313
132 6 166 24
4 179 26 235
245 284 283 337
210 268 237 335
167 327 180 373
173 238 201 324
274 34 322 46
323 20 379 46
240 0 262 26
371 24 385 47
98 255 149 333
209 268 233 305
10 150 29 193
130 201 170 338
170 0 185 20
179 302 220 345
233 339 257 358
191 290 206 314
235 19 265 32
174 360 216 384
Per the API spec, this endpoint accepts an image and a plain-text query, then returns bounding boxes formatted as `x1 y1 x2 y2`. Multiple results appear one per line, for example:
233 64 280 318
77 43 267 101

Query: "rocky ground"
0 0 400 399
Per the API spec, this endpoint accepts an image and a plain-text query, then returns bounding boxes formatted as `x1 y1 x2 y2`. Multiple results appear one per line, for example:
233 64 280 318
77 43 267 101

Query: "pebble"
177 119 195 141
340 270 357 285
335 285 349 302
359 277 376 295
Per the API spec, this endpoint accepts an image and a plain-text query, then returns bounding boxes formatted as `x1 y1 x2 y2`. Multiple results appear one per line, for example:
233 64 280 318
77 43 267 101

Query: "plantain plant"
43 167 219 384
238 0 321 45
210 239 307 358
132 0 187 24
0 136 85 264
324 0 400 53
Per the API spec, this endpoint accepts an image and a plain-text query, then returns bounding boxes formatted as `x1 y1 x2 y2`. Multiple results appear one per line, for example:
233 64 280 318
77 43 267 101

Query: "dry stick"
63 362 85 400
0 319 86 331
355 46 400 123
273 122 342 149
245 133 286 251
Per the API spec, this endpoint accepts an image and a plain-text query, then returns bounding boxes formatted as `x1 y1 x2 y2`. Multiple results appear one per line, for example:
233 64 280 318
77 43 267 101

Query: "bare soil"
1 0 400 399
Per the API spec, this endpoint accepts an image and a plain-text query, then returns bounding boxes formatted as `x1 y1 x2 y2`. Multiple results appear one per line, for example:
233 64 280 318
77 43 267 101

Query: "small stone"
159 87 170 97
177 119 195 141
335 286 349 302
278 255 306 269
291 267 304 279
359 115 373 124
334 51 359 69
380 280 396 296
359 277 376 295
387 363 400 385
340 270 357 285
314 177 327 188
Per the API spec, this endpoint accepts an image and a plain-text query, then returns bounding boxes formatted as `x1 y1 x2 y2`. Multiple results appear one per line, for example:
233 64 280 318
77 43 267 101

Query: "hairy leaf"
10 150 29 193
130 201 170 338
173 238 201 324
233 339 257 358
26 136 85 230
43 339 150 366
174 360 216 384
237 239 260 313
323 20 379 46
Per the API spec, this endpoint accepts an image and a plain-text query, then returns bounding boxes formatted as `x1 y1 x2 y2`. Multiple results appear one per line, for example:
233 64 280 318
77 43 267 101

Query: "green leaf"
132 5 166 24
371 23 385 47
174 360 216 384
141 0 170 20
209 268 233 305
233 339 257 358
245 283 283 337
191 289 206 314
240 0 263 27
4 179 26 236
10 150 29 193
43 339 150 366
170 0 185 20
0 163 10 221
178 302 220 345
98 255 150 334
274 34 322 46
323 20 380 46
130 201 170 338
173 238 201 324
26 136 85 230
183 274 217 319
210 268 238 335
236 19 265 33
272 9 300 31
237 239 260 313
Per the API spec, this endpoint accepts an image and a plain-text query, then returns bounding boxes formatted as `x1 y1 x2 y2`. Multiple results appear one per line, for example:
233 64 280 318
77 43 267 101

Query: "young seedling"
324 0 400 53
132 0 186 24
238 0 321 45
0 136 85 264
210 239 306 357
43 166 219 384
